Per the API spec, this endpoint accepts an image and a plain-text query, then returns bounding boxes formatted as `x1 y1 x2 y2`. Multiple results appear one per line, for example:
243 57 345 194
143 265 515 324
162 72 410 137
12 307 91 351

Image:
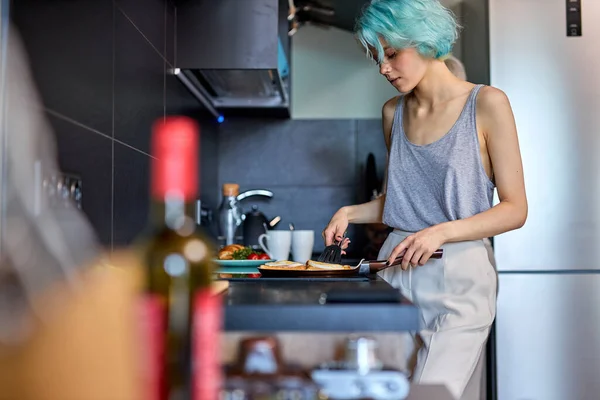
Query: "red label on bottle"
138 295 166 400
192 290 223 400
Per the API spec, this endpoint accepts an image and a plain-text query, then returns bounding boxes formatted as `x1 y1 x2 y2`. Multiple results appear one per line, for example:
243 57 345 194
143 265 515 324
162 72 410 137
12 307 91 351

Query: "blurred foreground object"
135 116 221 400
0 251 143 400
0 20 141 399
0 23 101 344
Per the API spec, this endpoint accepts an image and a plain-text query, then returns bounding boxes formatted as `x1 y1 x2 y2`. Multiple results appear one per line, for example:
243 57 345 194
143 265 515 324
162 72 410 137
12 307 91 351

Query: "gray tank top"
382 84 495 232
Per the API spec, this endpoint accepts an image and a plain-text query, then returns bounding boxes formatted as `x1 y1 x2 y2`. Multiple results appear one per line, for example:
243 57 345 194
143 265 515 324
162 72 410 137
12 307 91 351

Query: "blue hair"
355 0 460 62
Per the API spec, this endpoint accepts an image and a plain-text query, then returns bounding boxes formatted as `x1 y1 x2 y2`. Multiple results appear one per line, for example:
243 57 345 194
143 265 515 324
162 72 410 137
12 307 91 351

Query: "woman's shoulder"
382 95 402 118
383 95 402 109
474 85 516 138
382 95 403 150
475 85 511 109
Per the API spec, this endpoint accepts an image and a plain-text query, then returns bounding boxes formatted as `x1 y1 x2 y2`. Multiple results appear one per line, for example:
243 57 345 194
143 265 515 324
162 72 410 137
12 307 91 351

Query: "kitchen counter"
222 276 419 332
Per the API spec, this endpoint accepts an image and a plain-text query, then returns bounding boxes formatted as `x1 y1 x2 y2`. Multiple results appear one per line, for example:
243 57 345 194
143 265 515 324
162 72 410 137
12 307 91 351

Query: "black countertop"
222 276 419 332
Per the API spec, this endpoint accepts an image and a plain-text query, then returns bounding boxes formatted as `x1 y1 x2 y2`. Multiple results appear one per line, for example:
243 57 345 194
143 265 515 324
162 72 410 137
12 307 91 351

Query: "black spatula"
317 232 346 264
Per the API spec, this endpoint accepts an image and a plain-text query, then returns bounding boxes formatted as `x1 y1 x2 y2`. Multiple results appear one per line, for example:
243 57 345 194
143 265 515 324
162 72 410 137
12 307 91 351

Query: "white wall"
290 25 397 119
289 1 485 119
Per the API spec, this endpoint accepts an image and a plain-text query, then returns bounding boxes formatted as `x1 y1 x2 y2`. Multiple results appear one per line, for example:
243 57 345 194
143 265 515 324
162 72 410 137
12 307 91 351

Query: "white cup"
258 230 292 261
291 230 314 264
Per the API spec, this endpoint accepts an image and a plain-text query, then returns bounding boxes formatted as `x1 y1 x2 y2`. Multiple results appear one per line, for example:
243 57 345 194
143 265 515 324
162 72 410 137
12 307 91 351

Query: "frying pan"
257 249 444 278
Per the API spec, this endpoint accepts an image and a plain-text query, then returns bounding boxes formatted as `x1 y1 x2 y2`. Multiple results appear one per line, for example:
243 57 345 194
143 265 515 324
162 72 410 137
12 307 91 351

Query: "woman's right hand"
322 208 351 251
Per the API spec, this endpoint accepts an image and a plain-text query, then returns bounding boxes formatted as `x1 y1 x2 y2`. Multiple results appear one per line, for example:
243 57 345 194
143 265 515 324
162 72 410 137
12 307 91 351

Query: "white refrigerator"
489 1 600 399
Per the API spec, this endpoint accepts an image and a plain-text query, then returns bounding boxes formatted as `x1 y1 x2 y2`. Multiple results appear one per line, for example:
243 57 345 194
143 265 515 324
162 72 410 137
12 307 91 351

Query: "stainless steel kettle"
217 188 280 248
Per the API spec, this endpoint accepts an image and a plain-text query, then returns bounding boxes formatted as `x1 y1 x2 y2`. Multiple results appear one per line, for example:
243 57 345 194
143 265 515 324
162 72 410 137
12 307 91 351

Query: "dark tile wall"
216 118 388 256
12 0 219 249
12 0 389 257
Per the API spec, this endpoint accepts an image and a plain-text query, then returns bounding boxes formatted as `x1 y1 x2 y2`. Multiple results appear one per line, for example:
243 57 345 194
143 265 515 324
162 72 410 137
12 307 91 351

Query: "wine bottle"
137 116 221 400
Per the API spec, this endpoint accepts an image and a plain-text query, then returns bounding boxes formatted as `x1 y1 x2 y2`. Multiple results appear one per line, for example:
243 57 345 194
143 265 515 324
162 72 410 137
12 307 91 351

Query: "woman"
322 0 527 398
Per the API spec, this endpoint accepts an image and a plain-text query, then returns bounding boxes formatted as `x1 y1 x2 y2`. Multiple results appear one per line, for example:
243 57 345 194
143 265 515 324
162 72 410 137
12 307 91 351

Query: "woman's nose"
379 61 390 76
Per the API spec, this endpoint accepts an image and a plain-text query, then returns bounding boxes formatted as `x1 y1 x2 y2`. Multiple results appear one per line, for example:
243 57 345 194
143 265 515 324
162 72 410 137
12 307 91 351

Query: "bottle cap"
222 183 239 197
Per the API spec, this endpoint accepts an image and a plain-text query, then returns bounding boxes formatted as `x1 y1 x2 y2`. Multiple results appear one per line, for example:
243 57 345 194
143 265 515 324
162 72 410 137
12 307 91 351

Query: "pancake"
260 261 306 270
306 260 353 270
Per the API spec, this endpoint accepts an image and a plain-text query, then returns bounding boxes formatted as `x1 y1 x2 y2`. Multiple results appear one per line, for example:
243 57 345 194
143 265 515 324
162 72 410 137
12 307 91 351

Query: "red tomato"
257 253 270 260
247 253 259 260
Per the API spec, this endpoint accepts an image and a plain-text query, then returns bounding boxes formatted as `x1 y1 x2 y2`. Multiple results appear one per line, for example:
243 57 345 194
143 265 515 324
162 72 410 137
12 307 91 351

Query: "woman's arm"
322 196 385 246
437 86 528 242
380 96 397 194
342 196 386 224
381 96 396 152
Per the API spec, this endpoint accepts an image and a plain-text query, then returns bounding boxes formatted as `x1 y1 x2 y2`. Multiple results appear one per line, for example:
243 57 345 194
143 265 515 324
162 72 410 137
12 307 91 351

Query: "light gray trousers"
378 230 497 400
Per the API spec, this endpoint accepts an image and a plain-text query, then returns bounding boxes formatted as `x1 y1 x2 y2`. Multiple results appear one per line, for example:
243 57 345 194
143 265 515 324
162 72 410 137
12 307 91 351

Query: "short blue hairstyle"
355 0 460 62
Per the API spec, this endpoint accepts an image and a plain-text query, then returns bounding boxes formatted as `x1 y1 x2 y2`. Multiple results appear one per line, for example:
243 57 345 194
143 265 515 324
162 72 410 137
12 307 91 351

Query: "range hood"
175 0 291 121
290 0 370 32
290 0 463 32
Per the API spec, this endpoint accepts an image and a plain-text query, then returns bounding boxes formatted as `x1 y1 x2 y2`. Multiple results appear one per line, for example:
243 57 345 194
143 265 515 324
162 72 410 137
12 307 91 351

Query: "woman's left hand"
387 225 447 270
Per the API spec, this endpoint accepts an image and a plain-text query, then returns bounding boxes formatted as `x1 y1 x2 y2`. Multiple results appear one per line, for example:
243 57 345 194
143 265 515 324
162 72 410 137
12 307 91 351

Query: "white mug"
258 230 292 261
291 230 314 264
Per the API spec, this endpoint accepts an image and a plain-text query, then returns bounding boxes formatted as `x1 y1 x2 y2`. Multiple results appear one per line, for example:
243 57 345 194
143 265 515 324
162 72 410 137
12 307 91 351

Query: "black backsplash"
12 0 220 250
12 0 390 258
215 118 389 256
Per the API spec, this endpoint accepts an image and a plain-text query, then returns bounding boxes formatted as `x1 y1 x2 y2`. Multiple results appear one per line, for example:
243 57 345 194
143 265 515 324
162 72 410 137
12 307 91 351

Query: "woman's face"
375 44 428 93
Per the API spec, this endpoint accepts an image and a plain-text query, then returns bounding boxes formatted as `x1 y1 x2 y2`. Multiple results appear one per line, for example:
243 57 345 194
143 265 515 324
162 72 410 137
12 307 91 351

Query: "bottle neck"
220 195 237 207
150 194 197 234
